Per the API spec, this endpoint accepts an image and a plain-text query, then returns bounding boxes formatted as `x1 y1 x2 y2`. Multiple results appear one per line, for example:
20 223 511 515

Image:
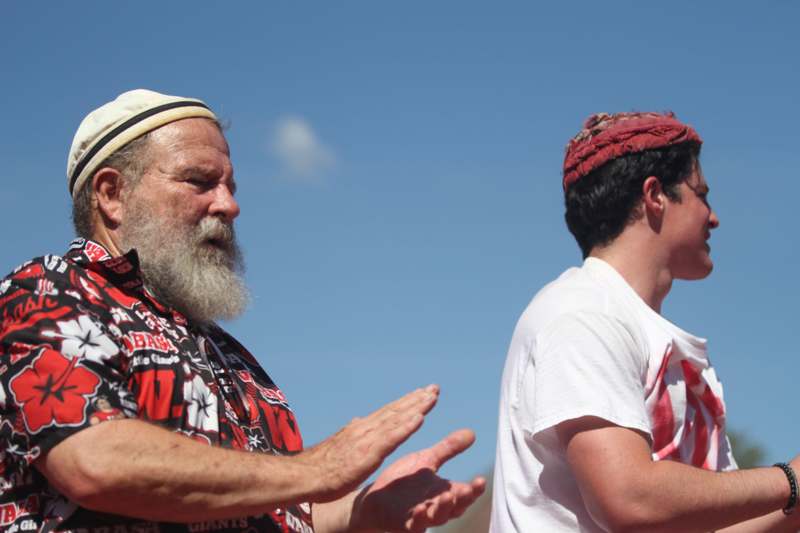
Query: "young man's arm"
558 416 800 533
717 510 800 533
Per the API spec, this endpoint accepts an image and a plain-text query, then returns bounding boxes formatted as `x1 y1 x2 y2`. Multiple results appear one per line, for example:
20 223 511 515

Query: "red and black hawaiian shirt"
0 239 314 533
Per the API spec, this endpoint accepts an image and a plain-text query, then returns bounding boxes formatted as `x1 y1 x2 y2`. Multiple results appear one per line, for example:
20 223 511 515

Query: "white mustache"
195 218 235 247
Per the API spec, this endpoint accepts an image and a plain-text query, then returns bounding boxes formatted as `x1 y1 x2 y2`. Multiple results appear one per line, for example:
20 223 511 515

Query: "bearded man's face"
117 118 248 323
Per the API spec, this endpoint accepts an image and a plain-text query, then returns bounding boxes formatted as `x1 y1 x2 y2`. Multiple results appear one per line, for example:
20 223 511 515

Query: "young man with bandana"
490 112 800 532
0 89 485 533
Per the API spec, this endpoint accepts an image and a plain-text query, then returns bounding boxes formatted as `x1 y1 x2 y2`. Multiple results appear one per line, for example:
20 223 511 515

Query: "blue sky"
2 2 799 485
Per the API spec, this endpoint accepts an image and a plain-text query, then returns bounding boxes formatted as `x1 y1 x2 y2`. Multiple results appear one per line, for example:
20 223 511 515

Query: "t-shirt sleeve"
0 262 136 474
523 310 651 439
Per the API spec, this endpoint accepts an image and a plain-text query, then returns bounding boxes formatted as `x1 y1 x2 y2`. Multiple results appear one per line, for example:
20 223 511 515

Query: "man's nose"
709 209 720 229
209 183 240 222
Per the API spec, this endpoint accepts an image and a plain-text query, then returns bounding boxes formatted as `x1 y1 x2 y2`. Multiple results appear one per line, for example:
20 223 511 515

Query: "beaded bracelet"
774 462 798 515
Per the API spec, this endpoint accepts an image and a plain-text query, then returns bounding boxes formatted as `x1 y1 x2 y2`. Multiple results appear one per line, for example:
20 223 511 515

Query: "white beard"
119 199 249 324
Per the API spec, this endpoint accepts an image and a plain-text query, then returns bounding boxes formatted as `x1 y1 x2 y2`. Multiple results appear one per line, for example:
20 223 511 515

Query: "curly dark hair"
564 141 701 258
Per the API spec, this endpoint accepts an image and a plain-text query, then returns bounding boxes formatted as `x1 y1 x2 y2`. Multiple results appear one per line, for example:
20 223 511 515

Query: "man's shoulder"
0 251 105 323
3 252 66 284
2 251 85 287
519 265 616 329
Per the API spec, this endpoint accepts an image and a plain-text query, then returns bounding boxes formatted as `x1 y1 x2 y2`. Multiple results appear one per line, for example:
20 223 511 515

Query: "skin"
591 165 719 312
558 167 800 532
660 165 719 281
38 117 486 532
91 117 240 256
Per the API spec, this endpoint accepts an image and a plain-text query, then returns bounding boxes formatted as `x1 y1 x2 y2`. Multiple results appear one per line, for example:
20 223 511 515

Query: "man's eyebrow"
175 166 236 192
178 165 216 177
688 181 709 195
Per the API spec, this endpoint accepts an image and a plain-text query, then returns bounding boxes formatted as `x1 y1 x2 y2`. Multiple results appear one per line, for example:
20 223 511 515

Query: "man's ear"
642 176 665 231
642 176 667 215
92 167 125 228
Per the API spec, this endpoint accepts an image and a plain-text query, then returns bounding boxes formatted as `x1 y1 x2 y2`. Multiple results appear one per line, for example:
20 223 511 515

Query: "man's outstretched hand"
350 429 487 533
301 385 440 504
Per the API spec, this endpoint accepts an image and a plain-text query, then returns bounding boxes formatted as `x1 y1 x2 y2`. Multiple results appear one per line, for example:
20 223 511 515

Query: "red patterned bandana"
562 111 702 190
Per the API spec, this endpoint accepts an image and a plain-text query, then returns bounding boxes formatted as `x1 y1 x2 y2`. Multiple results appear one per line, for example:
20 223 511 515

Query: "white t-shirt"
490 258 736 532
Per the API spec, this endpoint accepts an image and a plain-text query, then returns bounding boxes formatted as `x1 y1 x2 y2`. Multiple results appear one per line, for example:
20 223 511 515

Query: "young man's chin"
677 260 714 281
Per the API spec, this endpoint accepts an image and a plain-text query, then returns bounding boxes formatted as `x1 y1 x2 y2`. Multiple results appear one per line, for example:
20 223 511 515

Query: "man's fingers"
342 385 436 442
331 387 436 470
406 476 487 530
303 386 448 503
367 385 439 426
387 385 438 416
467 476 487 494
406 487 465 530
376 412 425 456
426 490 457 525
447 477 487 518
359 385 439 433
427 429 476 470
406 503 429 532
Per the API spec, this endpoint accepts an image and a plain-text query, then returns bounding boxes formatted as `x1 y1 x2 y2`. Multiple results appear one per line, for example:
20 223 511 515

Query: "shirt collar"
583 256 707 350
65 238 191 326
65 237 144 292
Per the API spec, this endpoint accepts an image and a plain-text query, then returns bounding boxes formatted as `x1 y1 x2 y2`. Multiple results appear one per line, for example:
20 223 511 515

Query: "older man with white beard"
0 90 485 533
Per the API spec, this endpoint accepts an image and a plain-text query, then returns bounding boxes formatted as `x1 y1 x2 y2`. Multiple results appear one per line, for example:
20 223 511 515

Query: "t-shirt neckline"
582 257 707 351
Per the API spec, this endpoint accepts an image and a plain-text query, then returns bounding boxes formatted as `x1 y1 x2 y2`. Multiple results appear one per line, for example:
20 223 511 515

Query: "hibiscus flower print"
42 315 119 364
184 375 219 433
9 349 101 434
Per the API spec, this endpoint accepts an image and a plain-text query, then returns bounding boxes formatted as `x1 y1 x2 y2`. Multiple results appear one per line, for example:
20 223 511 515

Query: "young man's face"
663 162 720 280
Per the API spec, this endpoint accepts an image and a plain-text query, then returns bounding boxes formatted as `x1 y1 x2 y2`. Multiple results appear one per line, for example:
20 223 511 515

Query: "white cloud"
270 116 335 181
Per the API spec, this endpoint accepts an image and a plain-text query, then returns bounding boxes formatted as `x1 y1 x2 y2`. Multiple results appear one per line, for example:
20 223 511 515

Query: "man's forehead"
148 118 230 159
685 164 709 192
691 162 707 184
142 121 233 184
150 117 227 145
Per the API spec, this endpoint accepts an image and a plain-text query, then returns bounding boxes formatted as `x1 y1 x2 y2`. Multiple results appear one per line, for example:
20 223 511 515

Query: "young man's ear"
642 176 667 216
641 175 667 231
92 167 125 228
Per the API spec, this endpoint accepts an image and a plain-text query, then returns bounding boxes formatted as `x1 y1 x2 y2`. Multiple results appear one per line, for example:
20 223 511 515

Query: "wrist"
313 486 380 533
292 448 333 504
774 462 799 515
347 484 381 533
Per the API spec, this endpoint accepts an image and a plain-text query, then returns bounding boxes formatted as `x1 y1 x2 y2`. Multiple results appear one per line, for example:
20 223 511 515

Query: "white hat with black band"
67 89 218 198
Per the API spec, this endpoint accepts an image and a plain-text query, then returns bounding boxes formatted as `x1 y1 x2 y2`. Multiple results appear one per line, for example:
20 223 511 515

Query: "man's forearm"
38 385 436 524
718 508 800 533
39 418 318 522
607 459 800 533
561 419 800 533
